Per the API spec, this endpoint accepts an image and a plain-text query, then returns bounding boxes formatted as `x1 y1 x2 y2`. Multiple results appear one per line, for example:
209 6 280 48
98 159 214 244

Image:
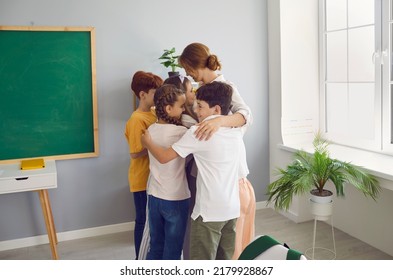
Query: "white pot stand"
305 194 337 260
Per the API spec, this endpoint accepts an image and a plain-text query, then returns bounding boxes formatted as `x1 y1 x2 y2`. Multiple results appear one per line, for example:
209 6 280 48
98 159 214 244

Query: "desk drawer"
0 173 57 194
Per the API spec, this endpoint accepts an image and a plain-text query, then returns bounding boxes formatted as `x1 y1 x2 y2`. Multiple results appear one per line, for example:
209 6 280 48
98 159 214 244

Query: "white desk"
0 160 59 259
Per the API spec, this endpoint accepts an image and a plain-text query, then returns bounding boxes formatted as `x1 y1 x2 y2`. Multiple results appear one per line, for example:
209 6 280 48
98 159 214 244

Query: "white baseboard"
1 201 270 252
256 200 269 210
0 221 135 252
259 202 313 224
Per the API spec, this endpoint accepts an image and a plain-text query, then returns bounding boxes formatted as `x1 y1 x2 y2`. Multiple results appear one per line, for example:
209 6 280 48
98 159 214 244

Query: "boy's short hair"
131 71 163 99
196 81 233 115
163 75 190 93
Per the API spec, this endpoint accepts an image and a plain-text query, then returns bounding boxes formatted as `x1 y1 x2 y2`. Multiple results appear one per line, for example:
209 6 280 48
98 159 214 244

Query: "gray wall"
0 0 269 241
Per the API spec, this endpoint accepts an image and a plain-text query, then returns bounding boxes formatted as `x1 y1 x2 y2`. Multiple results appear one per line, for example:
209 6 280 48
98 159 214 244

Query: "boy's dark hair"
196 81 232 115
154 84 184 126
131 71 163 99
163 75 190 93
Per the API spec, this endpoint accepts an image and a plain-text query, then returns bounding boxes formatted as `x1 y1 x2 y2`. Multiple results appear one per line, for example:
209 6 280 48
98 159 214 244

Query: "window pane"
326 30 347 82
323 0 382 151
349 83 375 139
348 26 375 81
391 0 393 21
326 0 347 31
326 83 348 134
348 0 374 27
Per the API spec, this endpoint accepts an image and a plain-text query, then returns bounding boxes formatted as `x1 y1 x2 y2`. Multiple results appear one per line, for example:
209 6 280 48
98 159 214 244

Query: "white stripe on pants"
137 202 150 260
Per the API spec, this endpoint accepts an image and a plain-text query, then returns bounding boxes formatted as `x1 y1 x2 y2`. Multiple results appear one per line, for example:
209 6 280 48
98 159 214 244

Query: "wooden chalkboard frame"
0 26 99 163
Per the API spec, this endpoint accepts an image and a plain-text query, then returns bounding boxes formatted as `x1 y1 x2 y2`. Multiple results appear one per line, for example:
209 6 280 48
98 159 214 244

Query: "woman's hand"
194 117 223 140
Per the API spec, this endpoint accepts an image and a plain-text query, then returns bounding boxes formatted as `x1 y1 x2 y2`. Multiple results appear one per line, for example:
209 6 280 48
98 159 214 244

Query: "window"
320 0 393 153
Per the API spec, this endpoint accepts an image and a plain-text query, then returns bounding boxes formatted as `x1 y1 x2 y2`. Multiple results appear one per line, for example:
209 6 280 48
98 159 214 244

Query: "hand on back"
194 117 222 141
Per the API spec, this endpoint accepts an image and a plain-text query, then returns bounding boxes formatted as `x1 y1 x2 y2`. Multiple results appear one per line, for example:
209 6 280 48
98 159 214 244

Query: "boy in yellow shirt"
125 71 163 259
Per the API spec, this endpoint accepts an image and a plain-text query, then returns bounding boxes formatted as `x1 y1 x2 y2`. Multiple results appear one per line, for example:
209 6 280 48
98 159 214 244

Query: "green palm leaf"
266 134 381 210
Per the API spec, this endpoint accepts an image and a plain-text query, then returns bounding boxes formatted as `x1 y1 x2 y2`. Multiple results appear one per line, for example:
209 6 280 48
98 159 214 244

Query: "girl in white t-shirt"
145 84 190 260
163 75 198 259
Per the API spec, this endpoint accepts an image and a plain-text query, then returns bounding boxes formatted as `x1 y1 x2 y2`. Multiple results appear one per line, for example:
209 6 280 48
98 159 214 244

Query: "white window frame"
319 0 393 154
382 0 393 153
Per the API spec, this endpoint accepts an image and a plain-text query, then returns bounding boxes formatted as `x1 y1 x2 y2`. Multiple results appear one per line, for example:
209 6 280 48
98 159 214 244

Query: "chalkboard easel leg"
38 189 59 260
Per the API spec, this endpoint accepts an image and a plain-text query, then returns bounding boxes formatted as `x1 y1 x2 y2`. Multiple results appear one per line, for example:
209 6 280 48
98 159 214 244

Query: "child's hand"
195 117 222 140
141 130 152 147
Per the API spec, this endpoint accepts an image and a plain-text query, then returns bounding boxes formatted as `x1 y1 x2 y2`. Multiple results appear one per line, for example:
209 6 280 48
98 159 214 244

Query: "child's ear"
214 105 222 115
165 104 172 115
139 91 147 99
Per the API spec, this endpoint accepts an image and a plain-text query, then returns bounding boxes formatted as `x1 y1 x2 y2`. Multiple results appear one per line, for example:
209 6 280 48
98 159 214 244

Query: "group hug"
124 42 256 260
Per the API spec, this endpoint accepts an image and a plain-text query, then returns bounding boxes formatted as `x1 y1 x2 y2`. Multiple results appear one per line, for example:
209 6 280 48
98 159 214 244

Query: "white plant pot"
309 191 333 221
309 199 333 221
310 193 332 204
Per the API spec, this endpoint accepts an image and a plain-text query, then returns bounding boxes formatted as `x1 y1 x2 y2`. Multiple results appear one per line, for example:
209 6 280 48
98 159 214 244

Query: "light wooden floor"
0 208 392 260
254 208 393 260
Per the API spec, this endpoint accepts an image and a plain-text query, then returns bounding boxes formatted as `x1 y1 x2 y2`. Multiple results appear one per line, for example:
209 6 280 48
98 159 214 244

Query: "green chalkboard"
0 26 99 163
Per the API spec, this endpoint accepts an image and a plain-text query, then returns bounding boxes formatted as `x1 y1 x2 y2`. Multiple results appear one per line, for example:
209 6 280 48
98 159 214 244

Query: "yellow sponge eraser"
21 158 45 170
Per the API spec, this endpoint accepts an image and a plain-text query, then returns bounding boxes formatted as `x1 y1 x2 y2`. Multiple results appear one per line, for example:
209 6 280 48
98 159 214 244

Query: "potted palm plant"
158 47 182 77
267 133 381 219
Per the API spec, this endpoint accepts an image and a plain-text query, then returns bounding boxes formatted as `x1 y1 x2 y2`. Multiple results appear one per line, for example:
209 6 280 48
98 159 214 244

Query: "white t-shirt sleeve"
172 127 198 158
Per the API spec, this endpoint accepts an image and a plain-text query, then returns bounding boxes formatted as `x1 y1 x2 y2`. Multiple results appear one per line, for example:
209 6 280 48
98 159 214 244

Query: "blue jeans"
133 190 147 259
146 195 190 260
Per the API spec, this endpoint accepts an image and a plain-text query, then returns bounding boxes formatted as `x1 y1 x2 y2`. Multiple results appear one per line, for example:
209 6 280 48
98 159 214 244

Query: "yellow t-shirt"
124 108 156 192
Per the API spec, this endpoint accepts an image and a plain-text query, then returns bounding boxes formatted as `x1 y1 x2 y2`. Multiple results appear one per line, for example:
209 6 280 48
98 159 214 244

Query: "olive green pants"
190 216 237 260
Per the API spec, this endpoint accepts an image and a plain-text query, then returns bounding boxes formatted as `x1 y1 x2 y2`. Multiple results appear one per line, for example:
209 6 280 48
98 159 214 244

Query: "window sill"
279 142 393 191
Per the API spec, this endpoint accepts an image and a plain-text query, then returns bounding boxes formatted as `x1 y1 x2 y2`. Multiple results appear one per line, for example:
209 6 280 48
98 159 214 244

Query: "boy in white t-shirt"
141 81 242 260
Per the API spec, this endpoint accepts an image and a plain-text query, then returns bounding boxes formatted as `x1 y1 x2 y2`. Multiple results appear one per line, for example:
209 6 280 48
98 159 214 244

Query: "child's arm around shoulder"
130 149 148 159
141 130 179 164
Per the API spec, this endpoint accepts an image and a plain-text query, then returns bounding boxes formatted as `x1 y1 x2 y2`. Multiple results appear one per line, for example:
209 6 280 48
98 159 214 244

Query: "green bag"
238 235 304 260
